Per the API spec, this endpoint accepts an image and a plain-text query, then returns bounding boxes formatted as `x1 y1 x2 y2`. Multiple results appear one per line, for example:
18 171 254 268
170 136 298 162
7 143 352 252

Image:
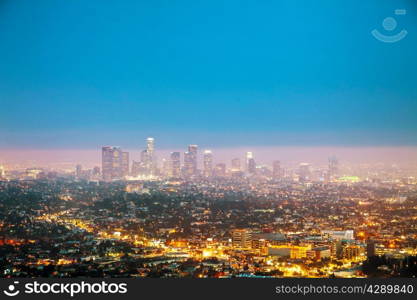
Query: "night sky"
1 0 416 150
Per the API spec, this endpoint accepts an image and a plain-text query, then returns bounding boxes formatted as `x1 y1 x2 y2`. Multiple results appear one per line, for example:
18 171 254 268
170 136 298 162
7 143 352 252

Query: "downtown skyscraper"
203 150 213 177
246 151 256 175
170 152 181 178
184 145 198 177
102 146 129 181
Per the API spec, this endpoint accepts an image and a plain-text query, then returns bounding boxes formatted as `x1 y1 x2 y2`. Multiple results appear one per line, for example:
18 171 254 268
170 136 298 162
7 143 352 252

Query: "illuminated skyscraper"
184 145 198 177
232 229 252 249
170 152 181 177
272 160 281 179
102 146 124 181
138 137 155 176
246 152 256 175
147 137 154 156
203 150 213 177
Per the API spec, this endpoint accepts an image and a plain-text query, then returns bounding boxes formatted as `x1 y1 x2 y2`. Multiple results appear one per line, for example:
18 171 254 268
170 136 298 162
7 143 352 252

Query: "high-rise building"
75 164 82 178
298 163 311 182
147 137 154 156
328 156 339 180
272 160 281 179
121 152 130 176
203 150 213 177
102 146 124 181
232 229 252 249
146 137 155 173
246 152 256 175
139 137 156 176
0 164 5 178
170 152 181 177
184 145 198 177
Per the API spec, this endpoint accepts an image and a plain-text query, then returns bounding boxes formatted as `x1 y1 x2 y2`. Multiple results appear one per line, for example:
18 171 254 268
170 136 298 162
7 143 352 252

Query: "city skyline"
1 0 417 285
2 145 417 168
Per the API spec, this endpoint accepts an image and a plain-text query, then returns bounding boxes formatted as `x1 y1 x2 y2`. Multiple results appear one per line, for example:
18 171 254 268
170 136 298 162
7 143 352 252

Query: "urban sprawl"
1 138 417 278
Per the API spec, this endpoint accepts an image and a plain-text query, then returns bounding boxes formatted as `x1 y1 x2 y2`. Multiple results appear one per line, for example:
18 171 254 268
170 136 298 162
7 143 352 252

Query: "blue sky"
0 0 416 149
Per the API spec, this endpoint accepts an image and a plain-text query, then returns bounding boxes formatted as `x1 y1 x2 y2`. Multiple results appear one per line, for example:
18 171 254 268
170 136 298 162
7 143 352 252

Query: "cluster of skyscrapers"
100 137 267 181
100 137 338 182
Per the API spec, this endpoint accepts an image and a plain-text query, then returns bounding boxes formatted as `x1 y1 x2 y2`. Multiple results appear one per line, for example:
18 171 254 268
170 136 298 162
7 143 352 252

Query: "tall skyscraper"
272 160 281 179
298 163 311 182
102 146 124 181
75 164 82 178
328 156 339 180
170 152 181 177
137 137 156 176
146 137 155 172
203 150 213 177
246 152 256 175
184 145 198 177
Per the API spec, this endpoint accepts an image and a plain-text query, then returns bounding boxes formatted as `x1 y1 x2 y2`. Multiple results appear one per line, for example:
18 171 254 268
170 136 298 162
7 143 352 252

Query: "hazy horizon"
1 146 417 169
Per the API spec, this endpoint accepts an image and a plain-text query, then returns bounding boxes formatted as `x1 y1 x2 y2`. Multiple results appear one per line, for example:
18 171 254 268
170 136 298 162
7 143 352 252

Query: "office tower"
298 163 311 182
139 137 156 176
184 144 198 177
170 152 181 177
231 158 241 172
214 163 226 177
328 156 339 180
146 137 155 174
232 229 252 249
139 149 149 175
272 160 281 179
147 137 154 156
203 150 213 177
121 151 130 176
246 152 256 175
102 146 123 181
75 164 82 178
